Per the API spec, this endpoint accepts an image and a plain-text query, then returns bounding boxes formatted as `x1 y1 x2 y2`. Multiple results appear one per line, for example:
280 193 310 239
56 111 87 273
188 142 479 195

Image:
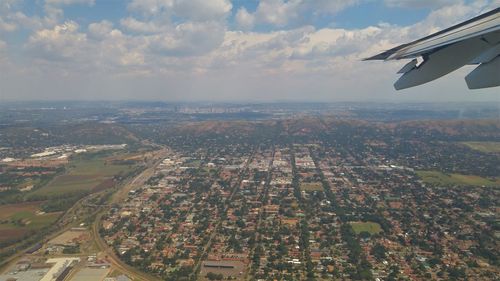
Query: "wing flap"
365 7 500 61
366 7 500 90
394 37 492 90
466 55 500 89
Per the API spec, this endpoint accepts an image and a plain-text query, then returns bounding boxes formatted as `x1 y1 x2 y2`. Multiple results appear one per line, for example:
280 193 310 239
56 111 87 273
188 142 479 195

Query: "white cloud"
384 0 458 9
0 39 6 50
120 17 164 33
11 4 64 30
21 1 494 75
45 0 95 6
127 0 174 17
0 16 17 31
127 0 232 21
122 0 231 57
88 20 114 39
254 0 299 27
147 21 226 56
312 0 359 14
0 40 10 69
3 0 499 101
235 7 255 30
404 2 488 38
173 0 232 21
25 21 87 61
237 0 359 29
0 0 20 32
0 0 22 13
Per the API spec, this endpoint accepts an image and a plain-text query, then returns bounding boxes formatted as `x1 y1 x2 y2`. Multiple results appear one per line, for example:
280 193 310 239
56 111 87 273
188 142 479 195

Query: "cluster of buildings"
0 144 128 193
101 140 499 280
311 141 499 280
0 257 80 281
101 145 251 280
1 144 127 163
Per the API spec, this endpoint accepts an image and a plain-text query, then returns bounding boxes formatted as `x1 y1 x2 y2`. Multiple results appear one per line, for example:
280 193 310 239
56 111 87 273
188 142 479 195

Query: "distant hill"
0 123 140 148
394 119 500 141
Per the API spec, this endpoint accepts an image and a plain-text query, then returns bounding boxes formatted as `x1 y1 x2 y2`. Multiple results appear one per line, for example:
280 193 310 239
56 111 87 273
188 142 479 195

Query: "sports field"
461 141 500 153
350 222 382 235
300 182 323 191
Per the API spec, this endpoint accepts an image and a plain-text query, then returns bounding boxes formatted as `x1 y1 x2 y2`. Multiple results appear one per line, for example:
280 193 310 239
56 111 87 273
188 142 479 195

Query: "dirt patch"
0 202 42 220
92 179 115 192
0 228 29 243
56 175 97 183
49 229 89 246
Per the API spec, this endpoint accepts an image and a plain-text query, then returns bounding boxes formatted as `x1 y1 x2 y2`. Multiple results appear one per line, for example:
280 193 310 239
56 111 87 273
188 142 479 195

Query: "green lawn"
350 222 382 234
8 211 60 230
300 182 323 192
0 202 61 243
417 171 500 187
461 141 500 153
31 156 135 196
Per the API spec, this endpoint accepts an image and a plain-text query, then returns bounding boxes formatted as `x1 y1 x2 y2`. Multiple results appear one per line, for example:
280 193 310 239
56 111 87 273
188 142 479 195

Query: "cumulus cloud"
0 40 9 67
254 0 298 27
236 0 359 29
235 7 255 30
25 21 87 61
173 0 232 21
0 16 17 31
45 0 95 6
311 0 360 14
404 2 488 37
127 0 232 21
148 21 226 56
0 0 20 32
88 20 114 39
384 0 459 9
2 0 499 101
120 17 165 33
127 0 173 17
20 1 495 74
0 39 6 50
0 0 22 12
7 3 64 31
121 0 232 58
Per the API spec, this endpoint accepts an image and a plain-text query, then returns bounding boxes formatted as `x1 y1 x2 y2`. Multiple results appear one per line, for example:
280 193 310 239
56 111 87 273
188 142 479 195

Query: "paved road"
190 152 255 280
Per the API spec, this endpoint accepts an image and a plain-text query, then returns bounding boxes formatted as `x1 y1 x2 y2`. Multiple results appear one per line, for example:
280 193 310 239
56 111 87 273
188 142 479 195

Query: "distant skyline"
0 0 499 102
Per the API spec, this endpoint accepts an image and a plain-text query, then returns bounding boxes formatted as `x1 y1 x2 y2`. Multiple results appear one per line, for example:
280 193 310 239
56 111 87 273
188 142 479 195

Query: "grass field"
461 141 500 153
31 156 135 196
350 222 382 235
300 182 323 192
417 171 500 187
0 202 60 243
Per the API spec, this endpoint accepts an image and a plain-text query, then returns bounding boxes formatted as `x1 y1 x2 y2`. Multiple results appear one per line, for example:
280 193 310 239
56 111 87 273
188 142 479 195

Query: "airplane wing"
366 7 500 90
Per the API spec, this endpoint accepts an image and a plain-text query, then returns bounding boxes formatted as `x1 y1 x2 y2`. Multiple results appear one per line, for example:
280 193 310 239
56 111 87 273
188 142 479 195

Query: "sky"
0 0 499 102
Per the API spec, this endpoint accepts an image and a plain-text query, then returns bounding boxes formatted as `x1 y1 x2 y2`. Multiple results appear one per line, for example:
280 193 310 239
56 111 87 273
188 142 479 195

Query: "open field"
31 156 136 197
49 229 89 246
0 202 60 243
71 268 110 281
300 182 323 192
461 141 500 153
417 171 500 187
350 222 382 235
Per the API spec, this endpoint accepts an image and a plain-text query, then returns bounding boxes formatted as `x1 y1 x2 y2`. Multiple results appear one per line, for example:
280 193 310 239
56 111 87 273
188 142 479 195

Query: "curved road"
91 150 168 281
